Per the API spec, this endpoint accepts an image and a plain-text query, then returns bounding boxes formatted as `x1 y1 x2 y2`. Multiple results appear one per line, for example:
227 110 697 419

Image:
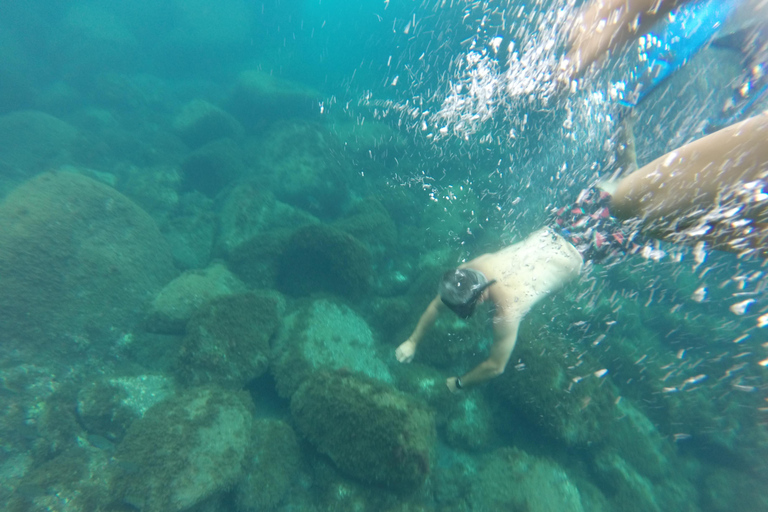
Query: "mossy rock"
180 138 246 197
173 99 244 149
277 224 371 298
271 298 392 398
112 386 254 511
225 71 322 128
470 447 586 512
291 371 436 493
332 197 398 254
235 419 301 511
176 291 283 389
214 183 318 257
76 374 175 442
0 171 175 362
146 262 246 335
246 121 352 217
226 228 296 289
7 447 112 512
0 110 78 180
491 331 618 447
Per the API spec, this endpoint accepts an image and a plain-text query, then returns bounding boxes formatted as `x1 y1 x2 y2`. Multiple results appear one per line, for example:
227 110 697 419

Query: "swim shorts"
550 187 635 263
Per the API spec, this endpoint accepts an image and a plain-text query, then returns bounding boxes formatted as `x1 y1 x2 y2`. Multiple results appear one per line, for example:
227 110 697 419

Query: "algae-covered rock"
173 99 244 149
7 447 112 512
235 419 301 511
0 110 78 179
471 447 586 512
161 191 216 270
332 197 398 255
0 172 175 361
76 374 175 442
277 224 372 298
247 121 352 217
177 291 283 389
180 137 246 197
271 298 392 398
146 262 246 334
112 386 254 511
491 329 617 447
225 70 322 127
215 182 318 256
291 371 436 493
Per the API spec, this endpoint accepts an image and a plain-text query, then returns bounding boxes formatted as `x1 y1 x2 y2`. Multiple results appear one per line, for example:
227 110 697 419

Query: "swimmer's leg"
609 112 768 257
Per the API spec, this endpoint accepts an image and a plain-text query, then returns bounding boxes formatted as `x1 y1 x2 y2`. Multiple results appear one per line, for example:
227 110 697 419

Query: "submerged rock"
246 121 352 217
176 291 283 389
7 447 112 512
471 447 586 512
0 171 175 362
76 374 175 442
225 70 322 127
215 183 318 257
491 328 617 447
271 298 392 398
291 371 435 493
173 99 243 149
277 224 371 298
146 262 246 334
161 191 216 270
0 110 78 180
235 419 301 511
112 386 254 511
180 137 246 197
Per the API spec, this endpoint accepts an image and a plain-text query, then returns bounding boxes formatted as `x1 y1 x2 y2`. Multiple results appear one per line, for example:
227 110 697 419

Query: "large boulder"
176 292 283 389
225 71 322 128
471 448 586 512
112 386 254 511
173 99 243 149
291 371 436 493
7 447 112 512
271 299 393 398
0 110 78 181
277 224 372 298
235 419 302 511
215 183 318 257
179 138 246 197
491 326 618 447
145 262 246 334
246 121 352 217
76 374 175 442
0 172 176 362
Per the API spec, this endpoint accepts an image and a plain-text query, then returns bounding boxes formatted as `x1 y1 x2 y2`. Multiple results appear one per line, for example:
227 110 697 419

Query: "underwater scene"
1 0 767 511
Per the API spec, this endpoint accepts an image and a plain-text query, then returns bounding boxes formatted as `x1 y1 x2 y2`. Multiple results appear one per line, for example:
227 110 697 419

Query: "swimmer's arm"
447 312 520 391
567 0 690 77
396 296 444 363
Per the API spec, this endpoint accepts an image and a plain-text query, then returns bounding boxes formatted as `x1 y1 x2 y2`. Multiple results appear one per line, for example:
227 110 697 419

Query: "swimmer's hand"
446 377 461 394
395 339 416 363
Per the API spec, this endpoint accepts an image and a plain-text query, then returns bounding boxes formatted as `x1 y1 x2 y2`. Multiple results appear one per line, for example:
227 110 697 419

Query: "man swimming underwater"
397 0 768 393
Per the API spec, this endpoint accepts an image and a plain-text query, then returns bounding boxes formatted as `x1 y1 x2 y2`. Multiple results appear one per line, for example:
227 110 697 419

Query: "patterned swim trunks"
549 187 635 263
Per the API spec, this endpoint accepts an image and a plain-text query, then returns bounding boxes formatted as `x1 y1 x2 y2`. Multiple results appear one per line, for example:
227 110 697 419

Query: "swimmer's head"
439 268 496 319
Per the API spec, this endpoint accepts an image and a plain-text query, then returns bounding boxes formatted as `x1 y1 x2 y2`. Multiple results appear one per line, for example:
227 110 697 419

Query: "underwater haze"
1 0 767 511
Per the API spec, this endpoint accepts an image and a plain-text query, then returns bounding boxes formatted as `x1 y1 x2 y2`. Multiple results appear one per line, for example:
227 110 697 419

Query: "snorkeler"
397 1 768 393
395 228 584 393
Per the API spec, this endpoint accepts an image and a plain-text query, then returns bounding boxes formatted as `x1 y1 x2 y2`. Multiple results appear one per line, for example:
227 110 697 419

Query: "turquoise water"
0 1 767 511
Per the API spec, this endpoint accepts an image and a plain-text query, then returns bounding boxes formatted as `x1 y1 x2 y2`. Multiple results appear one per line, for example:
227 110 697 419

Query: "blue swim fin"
618 0 740 107
706 22 768 132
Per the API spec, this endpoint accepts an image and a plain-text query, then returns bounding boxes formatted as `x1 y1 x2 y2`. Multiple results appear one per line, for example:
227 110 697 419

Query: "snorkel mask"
439 268 497 319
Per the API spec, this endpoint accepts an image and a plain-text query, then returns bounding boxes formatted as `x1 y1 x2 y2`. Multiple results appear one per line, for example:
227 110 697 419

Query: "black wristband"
455 377 463 390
